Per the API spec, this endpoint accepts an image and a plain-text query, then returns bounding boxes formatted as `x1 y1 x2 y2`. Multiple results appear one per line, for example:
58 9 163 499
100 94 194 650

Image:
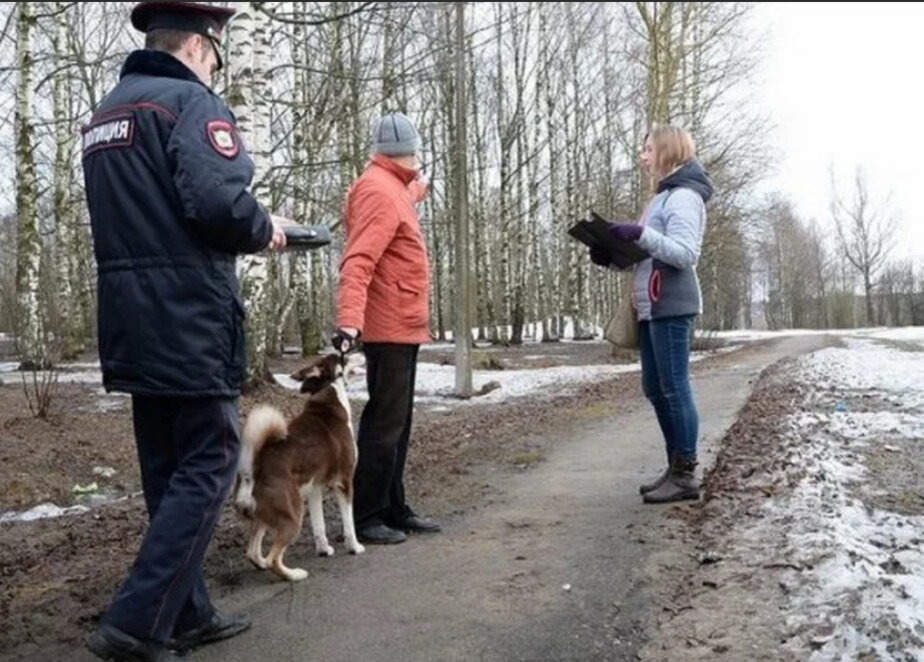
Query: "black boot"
167 612 251 652
87 625 186 662
639 451 673 495
357 523 407 544
642 458 699 504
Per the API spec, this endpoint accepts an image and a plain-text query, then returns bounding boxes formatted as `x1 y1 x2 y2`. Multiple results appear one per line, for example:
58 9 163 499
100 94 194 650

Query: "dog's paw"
235 496 256 515
247 554 268 570
285 568 309 582
349 542 366 555
317 543 335 557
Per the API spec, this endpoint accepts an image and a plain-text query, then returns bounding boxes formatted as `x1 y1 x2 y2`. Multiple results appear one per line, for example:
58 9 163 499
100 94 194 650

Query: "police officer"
82 3 291 661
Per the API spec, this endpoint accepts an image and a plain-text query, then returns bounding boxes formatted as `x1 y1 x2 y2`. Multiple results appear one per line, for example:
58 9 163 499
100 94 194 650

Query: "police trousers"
103 396 240 644
353 343 419 529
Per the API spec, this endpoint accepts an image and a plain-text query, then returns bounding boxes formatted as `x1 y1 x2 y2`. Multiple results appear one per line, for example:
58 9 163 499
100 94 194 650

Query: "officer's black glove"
589 247 611 267
332 328 359 354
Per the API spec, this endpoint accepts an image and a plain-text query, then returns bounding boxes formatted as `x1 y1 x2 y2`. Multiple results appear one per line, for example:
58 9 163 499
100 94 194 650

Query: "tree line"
1 1 920 385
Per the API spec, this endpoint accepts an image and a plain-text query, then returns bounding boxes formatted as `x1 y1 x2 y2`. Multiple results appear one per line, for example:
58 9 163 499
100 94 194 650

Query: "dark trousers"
353 343 419 528
639 315 699 461
103 396 240 644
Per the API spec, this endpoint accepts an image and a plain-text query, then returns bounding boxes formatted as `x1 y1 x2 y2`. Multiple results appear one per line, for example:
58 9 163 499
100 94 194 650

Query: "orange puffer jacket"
336 154 432 344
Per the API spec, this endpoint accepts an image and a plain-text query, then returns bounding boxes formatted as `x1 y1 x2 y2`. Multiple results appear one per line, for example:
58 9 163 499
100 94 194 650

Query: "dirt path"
17 335 828 662
182 336 825 662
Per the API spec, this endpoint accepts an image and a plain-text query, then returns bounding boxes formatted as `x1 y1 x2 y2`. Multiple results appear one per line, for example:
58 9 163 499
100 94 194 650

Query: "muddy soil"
0 340 641 660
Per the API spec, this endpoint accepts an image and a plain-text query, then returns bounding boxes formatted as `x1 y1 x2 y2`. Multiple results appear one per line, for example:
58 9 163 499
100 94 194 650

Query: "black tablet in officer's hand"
283 225 332 251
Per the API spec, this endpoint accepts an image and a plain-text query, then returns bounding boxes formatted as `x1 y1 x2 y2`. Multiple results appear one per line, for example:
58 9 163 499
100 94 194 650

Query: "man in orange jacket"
333 113 440 544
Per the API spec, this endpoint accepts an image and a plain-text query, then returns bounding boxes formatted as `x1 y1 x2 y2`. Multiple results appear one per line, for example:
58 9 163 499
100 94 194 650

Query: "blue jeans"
638 315 698 462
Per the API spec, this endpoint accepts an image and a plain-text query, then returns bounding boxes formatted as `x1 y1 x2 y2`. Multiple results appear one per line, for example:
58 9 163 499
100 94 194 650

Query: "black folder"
567 211 648 269
283 225 332 251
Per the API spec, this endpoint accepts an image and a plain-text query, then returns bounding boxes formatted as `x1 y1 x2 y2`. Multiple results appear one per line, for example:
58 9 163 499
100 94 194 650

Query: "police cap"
131 2 236 69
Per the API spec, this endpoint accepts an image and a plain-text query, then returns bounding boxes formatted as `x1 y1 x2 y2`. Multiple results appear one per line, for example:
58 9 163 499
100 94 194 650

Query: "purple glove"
609 223 642 242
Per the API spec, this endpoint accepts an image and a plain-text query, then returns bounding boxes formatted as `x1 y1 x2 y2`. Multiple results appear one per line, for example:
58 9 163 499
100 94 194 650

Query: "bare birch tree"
228 1 276 387
830 167 897 326
14 1 43 368
0 0 827 366
49 1 88 357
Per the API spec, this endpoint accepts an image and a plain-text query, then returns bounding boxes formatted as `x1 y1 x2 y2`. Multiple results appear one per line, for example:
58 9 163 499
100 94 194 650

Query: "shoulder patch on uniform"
82 116 135 156
206 120 239 159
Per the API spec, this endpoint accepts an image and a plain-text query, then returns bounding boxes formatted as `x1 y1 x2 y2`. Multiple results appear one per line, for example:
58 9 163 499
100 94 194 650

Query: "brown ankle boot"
642 458 699 504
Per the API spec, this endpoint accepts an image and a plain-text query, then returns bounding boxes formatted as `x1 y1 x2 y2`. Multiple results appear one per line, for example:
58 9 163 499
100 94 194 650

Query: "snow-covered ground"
0 341 735 405
746 328 924 659
2 328 922 410
706 325 910 343
276 359 645 405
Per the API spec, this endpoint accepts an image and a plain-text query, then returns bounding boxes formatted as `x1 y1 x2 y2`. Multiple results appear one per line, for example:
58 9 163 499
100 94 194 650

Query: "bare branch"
252 1 378 26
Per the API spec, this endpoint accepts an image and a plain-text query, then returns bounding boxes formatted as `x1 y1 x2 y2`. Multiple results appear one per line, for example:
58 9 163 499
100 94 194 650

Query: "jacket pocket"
395 280 428 326
396 279 420 297
648 269 662 303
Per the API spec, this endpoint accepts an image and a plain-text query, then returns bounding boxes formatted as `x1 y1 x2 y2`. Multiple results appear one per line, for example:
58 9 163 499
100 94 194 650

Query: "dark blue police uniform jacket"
82 50 272 398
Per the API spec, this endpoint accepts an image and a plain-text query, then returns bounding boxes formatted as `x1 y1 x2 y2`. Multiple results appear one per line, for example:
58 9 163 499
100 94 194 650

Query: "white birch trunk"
526 2 544 342
510 6 529 345
53 1 83 357
541 4 562 341
535 3 553 342
290 2 316 355
494 3 510 344
469 46 491 342
229 2 273 385
15 2 42 368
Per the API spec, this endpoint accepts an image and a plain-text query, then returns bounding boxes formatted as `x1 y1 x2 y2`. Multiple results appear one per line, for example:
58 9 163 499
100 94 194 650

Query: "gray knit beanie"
372 113 421 156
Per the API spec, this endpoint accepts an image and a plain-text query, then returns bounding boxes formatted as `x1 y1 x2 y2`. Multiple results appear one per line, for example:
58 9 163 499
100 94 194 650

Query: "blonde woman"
607 125 714 503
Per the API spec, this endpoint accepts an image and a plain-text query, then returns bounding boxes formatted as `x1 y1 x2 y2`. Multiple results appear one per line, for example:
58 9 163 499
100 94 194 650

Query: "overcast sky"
751 2 924 264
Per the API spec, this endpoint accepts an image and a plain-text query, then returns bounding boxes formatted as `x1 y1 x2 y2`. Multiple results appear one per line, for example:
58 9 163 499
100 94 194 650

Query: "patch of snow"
757 338 924 659
0 370 103 386
62 362 102 371
278 360 641 405
863 326 924 346
0 503 90 523
802 339 924 413
274 374 303 391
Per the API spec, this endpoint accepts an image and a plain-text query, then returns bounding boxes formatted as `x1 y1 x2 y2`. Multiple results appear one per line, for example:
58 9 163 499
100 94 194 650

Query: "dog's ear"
291 363 328 394
290 364 322 382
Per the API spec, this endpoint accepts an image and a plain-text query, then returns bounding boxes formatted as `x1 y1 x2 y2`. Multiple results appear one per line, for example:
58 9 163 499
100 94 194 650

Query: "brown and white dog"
233 353 365 581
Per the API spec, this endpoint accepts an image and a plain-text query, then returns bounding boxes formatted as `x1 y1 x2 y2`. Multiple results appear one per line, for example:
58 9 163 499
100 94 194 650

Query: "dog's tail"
234 404 287 515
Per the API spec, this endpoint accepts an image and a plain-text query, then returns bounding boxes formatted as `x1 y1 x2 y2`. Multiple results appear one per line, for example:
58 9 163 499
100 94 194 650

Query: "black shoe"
357 523 407 544
167 611 251 652
390 513 441 534
86 624 185 662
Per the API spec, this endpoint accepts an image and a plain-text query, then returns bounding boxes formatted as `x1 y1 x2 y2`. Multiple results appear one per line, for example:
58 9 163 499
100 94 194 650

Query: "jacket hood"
657 159 714 203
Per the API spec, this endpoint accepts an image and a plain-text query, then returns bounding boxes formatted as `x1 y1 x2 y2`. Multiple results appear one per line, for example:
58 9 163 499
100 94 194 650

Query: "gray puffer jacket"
632 159 714 321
